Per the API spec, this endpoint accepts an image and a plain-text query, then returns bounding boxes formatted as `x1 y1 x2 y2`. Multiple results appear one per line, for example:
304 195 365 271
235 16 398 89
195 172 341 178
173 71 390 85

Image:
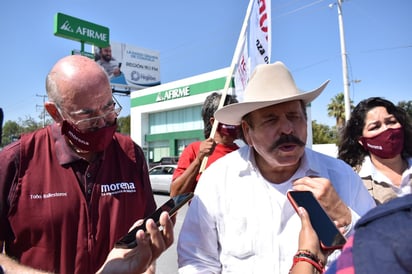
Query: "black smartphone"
287 190 347 250
115 192 194 249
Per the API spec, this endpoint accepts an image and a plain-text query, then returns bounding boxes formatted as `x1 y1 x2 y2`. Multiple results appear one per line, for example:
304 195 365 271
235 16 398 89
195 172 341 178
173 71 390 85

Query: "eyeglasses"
58 96 122 130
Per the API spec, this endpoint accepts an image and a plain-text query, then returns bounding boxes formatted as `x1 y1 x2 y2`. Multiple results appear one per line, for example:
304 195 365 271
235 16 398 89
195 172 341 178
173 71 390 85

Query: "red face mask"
217 123 240 139
359 127 404 159
61 120 117 152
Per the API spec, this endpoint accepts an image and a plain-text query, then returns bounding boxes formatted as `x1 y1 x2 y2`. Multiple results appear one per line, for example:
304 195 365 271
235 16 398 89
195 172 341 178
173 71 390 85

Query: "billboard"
93 42 161 90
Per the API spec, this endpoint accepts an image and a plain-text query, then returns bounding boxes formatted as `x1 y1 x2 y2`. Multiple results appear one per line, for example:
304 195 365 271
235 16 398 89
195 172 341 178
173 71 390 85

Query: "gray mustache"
271 134 305 150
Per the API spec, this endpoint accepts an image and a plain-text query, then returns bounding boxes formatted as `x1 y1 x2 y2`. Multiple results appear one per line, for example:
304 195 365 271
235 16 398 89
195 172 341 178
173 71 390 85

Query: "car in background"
149 164 177 194
149 156 179 169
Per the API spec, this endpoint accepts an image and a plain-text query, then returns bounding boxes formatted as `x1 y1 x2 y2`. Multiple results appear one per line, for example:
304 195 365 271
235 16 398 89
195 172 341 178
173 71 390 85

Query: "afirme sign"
54 13 109 48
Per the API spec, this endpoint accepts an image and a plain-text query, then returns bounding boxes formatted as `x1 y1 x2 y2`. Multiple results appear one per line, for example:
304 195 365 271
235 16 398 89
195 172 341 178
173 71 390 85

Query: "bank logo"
60 20 74 32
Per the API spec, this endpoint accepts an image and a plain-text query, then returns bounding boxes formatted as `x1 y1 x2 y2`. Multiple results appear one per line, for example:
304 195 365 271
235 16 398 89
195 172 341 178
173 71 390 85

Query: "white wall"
312 144 338 158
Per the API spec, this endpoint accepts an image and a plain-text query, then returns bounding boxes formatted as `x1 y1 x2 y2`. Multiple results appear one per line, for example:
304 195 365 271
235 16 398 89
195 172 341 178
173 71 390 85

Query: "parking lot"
154 193 189 274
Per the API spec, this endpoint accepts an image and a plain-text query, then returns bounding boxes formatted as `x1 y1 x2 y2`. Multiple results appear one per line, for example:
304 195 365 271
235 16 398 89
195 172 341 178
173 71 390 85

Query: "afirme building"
130 67 235 165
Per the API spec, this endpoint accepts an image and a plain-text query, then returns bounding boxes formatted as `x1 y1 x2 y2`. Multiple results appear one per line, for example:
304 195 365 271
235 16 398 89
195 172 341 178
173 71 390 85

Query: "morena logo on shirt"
101 182 136 196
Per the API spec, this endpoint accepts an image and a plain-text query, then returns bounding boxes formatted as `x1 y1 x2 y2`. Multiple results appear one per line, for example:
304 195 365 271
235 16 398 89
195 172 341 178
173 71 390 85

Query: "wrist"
334 202 351 228
289 249 325 274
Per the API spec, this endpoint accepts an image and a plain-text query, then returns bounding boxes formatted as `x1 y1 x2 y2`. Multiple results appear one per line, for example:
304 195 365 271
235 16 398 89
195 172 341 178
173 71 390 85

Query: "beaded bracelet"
297 250 325 264
289 249 325 274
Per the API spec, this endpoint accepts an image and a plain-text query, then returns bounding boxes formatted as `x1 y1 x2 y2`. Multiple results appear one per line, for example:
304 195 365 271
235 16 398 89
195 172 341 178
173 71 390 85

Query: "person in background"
338 97 412 205
292 193 412 274
177 62 375 274
0 55 173 274
97 45 122 78
170 92 240 197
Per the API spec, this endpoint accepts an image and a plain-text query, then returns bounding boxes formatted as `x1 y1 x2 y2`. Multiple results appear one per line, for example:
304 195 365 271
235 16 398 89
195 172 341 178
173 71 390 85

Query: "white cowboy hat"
215 61 330 125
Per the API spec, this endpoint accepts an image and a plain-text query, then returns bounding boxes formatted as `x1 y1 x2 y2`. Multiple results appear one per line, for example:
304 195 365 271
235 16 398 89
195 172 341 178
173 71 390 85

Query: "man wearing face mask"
0 55 174 274
170 92 240 197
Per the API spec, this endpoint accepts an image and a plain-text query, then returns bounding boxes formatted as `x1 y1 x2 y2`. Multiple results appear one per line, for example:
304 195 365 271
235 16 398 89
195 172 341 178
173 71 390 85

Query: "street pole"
336 0 351 122
36 94 47 128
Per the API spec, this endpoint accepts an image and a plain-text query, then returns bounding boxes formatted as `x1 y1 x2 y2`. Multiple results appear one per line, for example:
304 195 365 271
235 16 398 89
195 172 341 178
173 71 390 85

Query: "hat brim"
215 80 329 125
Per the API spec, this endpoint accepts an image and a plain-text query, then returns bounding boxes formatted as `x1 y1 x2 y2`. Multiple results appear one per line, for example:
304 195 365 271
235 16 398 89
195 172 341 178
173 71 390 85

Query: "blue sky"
1 0 411 127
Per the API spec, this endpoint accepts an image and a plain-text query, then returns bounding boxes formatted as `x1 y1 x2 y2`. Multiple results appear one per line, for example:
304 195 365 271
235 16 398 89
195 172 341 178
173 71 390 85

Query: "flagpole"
199 0 255 173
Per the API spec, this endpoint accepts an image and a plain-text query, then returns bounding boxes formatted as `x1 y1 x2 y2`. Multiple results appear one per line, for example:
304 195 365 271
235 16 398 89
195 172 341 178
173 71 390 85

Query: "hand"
197 138 217 161
297 207 324 261
97 212 174 274
113 67 121 77
292 176 351 228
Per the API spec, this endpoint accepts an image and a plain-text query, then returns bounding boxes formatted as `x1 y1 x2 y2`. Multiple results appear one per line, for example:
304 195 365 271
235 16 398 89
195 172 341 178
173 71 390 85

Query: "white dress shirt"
358 156 412 196
177 146 375 274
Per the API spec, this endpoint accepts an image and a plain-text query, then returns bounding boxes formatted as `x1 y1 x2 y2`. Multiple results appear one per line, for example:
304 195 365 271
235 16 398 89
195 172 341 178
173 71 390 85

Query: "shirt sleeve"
341 165 376 237
177 184 222 273
0 142 20 240
317 154 376 237
172 143 199 181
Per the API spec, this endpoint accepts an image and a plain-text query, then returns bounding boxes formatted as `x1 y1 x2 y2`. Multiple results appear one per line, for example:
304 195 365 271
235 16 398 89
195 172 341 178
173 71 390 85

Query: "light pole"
36 94 47 128
331 0 351 122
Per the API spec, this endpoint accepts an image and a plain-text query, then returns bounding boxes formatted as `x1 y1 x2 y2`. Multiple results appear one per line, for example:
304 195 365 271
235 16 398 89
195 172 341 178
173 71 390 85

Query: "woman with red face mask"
170 92 240 197
338 97 412 205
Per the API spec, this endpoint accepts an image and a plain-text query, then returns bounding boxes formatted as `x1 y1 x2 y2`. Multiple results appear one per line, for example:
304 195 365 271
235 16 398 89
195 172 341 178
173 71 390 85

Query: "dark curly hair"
338 97 412 168
201 92 238 138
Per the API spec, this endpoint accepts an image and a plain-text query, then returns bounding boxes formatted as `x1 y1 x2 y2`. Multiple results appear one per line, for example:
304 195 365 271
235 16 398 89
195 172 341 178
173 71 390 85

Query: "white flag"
234 0 271 102
200 0 271 172
234 37 249 103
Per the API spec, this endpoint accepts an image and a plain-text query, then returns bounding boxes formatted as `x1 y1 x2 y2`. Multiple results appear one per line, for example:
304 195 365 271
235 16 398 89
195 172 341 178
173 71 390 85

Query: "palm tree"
397 100 412 119
327 93 353 129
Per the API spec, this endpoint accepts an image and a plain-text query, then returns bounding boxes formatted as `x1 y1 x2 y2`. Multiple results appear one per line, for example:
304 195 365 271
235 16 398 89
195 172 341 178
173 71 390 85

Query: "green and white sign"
54 13 109 48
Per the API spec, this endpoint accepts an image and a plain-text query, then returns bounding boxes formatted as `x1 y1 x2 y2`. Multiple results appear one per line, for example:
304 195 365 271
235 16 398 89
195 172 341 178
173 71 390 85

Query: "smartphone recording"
115 192 194 249
287 190 346 250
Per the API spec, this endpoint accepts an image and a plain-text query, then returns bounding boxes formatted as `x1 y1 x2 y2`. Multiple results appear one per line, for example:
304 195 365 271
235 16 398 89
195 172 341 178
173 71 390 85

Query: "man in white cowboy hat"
177 62 375 274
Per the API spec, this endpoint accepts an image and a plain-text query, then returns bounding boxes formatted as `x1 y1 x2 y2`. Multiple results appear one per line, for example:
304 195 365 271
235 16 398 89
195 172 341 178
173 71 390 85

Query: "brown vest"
362 175 400 205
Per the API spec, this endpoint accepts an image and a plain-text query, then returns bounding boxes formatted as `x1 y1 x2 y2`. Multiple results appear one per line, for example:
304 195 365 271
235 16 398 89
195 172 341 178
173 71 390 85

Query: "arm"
0 146 46 273
0 213 172 274
289 207 327 274
170 138 216 197
177 194 221 273
97 212 174 274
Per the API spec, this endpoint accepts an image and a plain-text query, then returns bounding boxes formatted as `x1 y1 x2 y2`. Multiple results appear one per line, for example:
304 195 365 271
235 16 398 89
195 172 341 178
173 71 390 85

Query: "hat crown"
214 61 329 125
244 61 300 102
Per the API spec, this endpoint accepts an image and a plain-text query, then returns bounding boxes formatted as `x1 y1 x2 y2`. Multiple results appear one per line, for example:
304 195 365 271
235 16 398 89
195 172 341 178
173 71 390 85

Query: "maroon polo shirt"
0 123 156 274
